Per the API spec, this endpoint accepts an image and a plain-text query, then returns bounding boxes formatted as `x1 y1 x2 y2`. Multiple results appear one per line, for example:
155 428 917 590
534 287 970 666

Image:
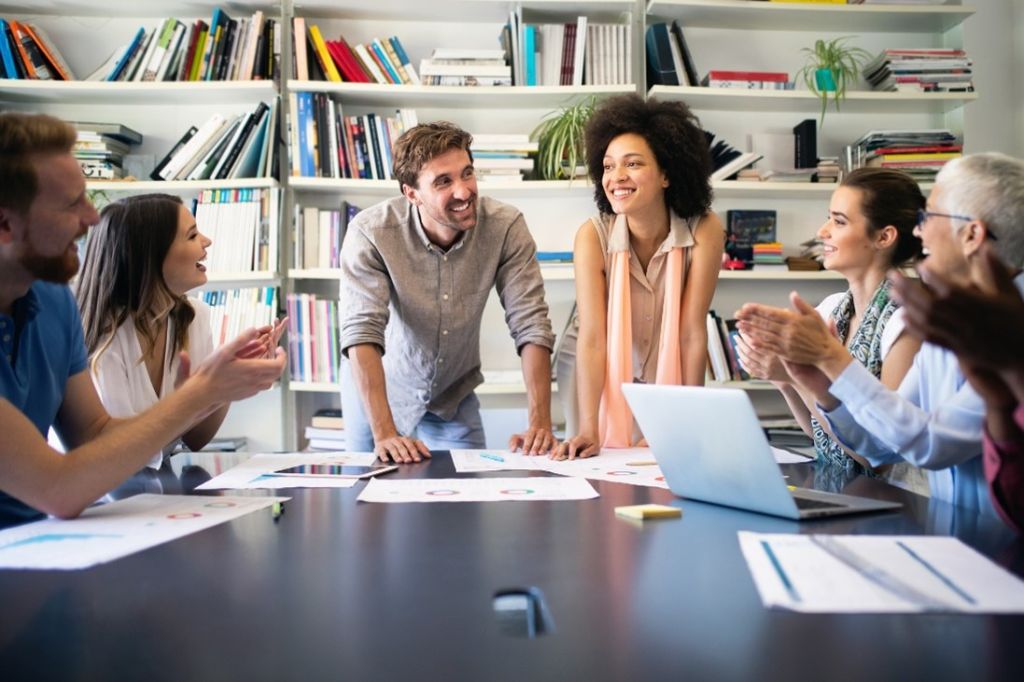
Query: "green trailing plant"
531 97 596 181
797 37 871 127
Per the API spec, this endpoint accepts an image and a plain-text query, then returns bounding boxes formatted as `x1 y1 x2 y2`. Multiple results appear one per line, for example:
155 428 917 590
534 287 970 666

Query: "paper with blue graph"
0 494 286 570
738 531 1024 613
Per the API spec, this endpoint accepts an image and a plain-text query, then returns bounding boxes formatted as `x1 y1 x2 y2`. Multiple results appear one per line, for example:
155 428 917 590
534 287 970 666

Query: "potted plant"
532 97 596 181
798 37 871 127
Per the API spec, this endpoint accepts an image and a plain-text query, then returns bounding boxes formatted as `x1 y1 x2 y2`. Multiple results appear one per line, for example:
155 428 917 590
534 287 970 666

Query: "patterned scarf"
811 279 899 472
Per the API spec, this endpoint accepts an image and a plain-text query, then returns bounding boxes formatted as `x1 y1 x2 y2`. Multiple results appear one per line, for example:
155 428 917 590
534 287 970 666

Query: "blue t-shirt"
0 281 88 524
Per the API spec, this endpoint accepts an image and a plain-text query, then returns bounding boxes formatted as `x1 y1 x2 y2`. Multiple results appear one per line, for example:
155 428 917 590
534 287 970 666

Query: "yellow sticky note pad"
614 504 682 520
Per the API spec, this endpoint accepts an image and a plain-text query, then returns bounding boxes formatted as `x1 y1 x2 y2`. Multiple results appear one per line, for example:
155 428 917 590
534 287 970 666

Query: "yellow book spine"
308 25 342 82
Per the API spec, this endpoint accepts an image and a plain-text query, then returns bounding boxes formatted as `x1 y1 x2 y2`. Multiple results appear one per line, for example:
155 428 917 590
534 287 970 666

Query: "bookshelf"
2 0 998 451
282 0 642 447
646 1 975 33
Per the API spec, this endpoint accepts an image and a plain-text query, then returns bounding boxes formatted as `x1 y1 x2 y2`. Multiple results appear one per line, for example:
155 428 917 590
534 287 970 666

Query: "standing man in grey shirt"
339 122 557 463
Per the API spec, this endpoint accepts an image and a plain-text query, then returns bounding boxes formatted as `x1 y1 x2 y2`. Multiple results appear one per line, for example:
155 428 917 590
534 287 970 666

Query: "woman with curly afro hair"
554 94 724 460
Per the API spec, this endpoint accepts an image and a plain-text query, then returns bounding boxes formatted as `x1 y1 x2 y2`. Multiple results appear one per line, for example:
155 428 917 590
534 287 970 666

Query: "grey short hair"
935 153 1024 269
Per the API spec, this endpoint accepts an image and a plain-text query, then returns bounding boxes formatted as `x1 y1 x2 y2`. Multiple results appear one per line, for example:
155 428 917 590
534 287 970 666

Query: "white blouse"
91 299 214 469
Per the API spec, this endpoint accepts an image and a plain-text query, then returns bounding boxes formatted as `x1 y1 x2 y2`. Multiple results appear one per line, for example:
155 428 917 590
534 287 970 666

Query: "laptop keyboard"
794 497 844 511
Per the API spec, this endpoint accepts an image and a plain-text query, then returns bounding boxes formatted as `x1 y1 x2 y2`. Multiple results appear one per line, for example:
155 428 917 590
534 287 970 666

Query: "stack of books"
762 168 815 183
701 70 792 90
293 201 360 270
151 101 278 181
419 49 511 87
471 134 537 182
82 9 279 82
864 48 974 93
752 242 786 270
72 122 142 180
192 188 279 275
0 18 74 80
197 287 279 347
816 157 841 183
295 20 418 85
286 293 341 385
846 129 961 181
288 92 417 179
306 409 345 452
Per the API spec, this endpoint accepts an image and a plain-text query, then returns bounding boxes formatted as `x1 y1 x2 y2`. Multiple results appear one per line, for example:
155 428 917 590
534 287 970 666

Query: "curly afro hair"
584 94 713 219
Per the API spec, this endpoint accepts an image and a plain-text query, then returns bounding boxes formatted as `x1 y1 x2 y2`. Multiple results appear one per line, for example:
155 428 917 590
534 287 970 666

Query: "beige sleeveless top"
585 211 697 384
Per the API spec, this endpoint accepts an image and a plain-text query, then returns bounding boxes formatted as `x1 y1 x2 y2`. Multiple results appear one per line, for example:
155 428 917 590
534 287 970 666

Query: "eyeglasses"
916 208 973 225
915 208 998 241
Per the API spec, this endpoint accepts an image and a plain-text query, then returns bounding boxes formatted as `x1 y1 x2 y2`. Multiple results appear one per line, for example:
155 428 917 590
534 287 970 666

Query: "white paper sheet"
197 452 378 490
449 449 552 473
542 448 671 489
771 446 814 464
358 477 599 503
0 494 286 570
738 531 1024 613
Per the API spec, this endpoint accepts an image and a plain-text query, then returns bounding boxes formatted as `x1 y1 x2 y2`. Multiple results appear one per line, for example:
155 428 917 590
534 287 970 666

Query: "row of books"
293 201 360 271
193 188 279 275
87 9 279 82
864 48 974 93
72 122 143 180
701 71 794 90
507 12 632 87
706 311 749 384
196 287 279 348
288 92 418 179
645 21 699 87
152 100 279 181
0 18 73 80
295 19 418 85
420 49 511 87
845 128 962 180
286 293 341 385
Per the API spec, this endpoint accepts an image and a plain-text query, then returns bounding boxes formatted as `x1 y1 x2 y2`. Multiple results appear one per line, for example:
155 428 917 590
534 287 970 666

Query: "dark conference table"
1 451 1023 681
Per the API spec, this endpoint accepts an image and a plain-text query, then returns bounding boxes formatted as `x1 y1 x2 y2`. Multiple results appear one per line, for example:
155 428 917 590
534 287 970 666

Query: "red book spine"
706 70 788 82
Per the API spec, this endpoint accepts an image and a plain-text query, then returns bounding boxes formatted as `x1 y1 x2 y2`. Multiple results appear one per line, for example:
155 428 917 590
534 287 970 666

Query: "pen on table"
480 452 505 463
626 460 658 466
271 501 284 522
761 540 801 604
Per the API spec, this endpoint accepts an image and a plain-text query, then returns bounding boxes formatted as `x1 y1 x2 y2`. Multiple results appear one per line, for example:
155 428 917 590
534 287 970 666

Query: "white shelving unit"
646 0 975 33
3 0 993 449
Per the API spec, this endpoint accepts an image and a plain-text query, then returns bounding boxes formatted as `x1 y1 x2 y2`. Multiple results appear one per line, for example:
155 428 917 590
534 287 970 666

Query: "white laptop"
622 384 902 520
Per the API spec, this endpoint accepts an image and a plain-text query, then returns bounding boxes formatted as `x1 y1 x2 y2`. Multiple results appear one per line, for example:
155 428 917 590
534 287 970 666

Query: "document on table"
0 494 286 571
197 452 378 490
770 446 814 464
358 477 599 503
450 449 551 472
542 448 671 489
739 531 1024 613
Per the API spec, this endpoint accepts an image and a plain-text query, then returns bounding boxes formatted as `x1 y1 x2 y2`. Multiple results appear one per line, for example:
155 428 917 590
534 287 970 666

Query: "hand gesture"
735 331 790 384
190 328 287 403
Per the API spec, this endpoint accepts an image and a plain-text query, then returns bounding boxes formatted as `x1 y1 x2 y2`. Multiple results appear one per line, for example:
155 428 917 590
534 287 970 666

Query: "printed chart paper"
543 448 671 489
739 531 1024 613
358 477 599 503
197 452 378 490
0 494 286 571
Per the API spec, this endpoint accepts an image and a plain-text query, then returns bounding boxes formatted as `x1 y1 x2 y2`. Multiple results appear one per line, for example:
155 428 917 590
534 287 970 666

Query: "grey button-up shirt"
339 194 555 436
